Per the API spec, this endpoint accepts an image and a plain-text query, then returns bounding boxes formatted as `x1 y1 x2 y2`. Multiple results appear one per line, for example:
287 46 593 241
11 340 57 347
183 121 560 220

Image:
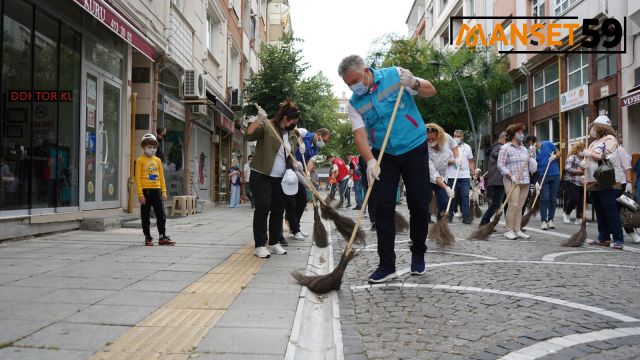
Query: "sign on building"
560 84 589 112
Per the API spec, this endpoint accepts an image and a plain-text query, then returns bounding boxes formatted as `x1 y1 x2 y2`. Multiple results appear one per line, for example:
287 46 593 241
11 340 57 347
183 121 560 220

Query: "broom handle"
445 163 462 215
581 116 589 221
496 155 530 216
529 155 553 207
345 86 406 254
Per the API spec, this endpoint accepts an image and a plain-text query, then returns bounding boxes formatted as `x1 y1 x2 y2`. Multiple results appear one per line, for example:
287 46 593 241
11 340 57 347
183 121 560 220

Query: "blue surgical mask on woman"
350 72 369 96
515 133 525 143
316 138 326 148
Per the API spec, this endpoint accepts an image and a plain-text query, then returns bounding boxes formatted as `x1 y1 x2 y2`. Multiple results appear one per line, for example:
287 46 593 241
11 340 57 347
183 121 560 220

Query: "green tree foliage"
371 37 513 135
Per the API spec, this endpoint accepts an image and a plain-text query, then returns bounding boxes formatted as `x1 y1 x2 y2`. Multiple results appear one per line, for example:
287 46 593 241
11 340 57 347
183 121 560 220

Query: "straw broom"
470 134 483 220
291 86 406 294
428 165 461 248
260 112 365 245
521 156 552 228
468 159 529 240
563 116 589 247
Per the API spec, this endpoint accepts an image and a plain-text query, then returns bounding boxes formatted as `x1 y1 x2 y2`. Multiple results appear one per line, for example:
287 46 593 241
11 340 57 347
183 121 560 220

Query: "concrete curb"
285 220 344 360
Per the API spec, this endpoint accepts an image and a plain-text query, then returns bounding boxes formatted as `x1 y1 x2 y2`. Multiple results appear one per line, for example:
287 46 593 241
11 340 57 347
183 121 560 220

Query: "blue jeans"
433 186 449 220
481 185 505 225
338 178 348 204
372 142 431 270
539 175 560 222
354 179 363 208
229 185 240 208
448 178 470 221
590 189 624 244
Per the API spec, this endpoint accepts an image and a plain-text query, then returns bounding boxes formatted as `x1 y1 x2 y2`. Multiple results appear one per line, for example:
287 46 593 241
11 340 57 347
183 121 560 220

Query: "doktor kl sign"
450 16 626 54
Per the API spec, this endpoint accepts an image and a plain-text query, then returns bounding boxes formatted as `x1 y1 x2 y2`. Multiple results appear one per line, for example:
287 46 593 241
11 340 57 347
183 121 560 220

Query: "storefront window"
1 0 33 211
596 97 618 130
535 117 560 145
1 0 81 212
567 106 587 146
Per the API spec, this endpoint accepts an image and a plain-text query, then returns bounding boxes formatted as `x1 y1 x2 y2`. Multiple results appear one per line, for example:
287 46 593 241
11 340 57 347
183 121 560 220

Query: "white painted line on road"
541 250 612 262
391 260 640 273
349 283 640 323
499 327 640 360
358 248 498 260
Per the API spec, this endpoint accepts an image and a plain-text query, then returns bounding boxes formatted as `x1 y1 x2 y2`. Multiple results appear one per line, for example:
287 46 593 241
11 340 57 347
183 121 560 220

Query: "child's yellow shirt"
135 155 166 197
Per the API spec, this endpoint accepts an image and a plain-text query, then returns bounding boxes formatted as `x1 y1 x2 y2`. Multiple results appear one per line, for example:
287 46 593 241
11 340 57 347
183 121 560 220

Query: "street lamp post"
429 55 478 144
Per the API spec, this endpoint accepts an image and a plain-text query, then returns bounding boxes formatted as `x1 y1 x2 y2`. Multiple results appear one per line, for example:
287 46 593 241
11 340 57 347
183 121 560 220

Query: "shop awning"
620 88 640 108
71 0 155 61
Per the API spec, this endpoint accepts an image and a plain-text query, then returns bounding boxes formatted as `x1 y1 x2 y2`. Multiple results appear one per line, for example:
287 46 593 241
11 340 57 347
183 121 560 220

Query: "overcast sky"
288 0 414 97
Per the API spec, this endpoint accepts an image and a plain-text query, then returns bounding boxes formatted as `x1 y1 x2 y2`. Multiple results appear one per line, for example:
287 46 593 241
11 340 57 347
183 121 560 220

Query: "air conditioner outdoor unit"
183 69 205 98
192 104 207 115
231 88 241 107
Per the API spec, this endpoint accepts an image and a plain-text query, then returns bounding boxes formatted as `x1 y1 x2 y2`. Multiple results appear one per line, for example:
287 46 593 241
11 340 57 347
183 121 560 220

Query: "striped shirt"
564 154 584 186
497 143 534 184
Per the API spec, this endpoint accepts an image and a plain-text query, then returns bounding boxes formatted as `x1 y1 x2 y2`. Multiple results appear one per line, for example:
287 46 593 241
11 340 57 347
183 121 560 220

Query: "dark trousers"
362 180 377 223
432 186 449 220
563 182 583 219
250 172 286 247
372 142 431 270
480 185 505 225
539 175 561 222
591 189 624 244
285 182 307 233
337 178 348 204
245 182 254 208
141 189 166 238
448 178 470 221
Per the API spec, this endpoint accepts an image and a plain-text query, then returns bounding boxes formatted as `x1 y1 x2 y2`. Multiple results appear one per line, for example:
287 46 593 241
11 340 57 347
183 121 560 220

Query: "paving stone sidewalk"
0 204 313 359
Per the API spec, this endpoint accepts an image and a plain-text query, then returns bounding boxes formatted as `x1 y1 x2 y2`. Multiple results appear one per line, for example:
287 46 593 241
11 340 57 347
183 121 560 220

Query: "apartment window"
535 117 560 144
567 106 587 146
533 64 558 107
250 16 257 39
554 0 579 15
338 105 347 113
497 82 527 121
499 20 513 52
596 43 616 79
532 0 545 23
596 98 618 129
567 53 589 90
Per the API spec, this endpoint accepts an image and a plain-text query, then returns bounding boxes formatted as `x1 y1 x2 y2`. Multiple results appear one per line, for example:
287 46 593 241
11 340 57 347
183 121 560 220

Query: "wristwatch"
412 79 421 90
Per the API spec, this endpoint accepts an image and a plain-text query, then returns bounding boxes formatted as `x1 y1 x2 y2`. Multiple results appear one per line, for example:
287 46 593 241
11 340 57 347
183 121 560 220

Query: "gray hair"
338 55 366 77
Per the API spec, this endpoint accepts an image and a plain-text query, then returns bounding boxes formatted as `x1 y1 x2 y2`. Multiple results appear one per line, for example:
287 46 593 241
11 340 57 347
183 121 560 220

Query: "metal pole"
441 55 478 144
128 92 137 214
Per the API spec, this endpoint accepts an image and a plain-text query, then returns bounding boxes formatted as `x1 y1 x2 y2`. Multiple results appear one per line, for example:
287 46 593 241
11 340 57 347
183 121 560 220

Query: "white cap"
141 133 158 143
591 115 611 126
281 169 299 195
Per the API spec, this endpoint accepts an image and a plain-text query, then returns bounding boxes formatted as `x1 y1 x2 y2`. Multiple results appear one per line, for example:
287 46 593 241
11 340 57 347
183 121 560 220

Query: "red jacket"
332 158 349 182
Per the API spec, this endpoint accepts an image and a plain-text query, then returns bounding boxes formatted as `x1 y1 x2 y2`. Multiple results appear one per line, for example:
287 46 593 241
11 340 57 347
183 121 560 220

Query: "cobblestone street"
335 205 640 360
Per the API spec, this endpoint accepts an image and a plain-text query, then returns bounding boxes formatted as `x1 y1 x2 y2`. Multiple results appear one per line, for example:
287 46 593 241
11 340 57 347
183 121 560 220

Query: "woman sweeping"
497 124 538 240
246 101 301 258
582 115 625 250
426 123 454 220
562 142 586 225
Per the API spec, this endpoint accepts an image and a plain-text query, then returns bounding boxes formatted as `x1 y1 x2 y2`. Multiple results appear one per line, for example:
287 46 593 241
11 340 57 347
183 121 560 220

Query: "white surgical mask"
515 133 525 143
590 128 597 138
428 141 437 148
144 147 157 156
316 139 326 148
454 137 464 145
349 72 369 96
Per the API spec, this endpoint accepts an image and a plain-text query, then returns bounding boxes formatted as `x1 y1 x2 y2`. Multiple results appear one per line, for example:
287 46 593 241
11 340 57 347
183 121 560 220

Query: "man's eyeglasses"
427 127 439 133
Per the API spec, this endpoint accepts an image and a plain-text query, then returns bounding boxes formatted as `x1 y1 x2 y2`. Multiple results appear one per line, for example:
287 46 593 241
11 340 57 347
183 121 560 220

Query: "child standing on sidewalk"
136 134 174 246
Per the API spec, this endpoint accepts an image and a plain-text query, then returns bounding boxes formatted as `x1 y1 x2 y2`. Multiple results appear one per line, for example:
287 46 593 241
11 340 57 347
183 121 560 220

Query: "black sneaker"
410 254 426 275
144 237 153 246
158 235 175 246
368 267 397 283
352 206 361 210
462 218 472 225
370 223 376 232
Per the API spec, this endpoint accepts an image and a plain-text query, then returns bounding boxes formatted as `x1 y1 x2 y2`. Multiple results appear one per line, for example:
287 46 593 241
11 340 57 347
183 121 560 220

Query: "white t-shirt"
269 133 290 177
349 68 419 131
243 163 251 182
446 142 473 179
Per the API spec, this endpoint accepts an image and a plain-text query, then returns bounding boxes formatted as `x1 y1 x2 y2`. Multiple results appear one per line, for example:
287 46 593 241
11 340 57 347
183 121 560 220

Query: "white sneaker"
293 232 305 241
631 231 640 244
254 246 271 258
455 212 462 218
563 214 571 224
541 221 548 230
269 243 287 255
547 221 556 229
575 218 582 225
516 231 531 239
504 231 517 240
300 230 309 237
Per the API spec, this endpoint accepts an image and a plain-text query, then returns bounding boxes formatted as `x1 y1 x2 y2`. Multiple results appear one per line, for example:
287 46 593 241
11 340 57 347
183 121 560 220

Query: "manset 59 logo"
450 16 626 53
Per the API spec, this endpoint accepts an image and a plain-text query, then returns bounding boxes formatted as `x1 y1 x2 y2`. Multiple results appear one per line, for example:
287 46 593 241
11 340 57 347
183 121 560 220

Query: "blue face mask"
316 139 326 148
349 72 369 96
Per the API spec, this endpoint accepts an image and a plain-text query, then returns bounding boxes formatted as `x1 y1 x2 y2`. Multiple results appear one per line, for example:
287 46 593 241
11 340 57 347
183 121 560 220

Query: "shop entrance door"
81 70 121 210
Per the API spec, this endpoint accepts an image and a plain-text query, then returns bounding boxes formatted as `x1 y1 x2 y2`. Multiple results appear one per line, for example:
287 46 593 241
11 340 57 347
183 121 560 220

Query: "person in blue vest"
284 127 331 241
339 55 437 283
